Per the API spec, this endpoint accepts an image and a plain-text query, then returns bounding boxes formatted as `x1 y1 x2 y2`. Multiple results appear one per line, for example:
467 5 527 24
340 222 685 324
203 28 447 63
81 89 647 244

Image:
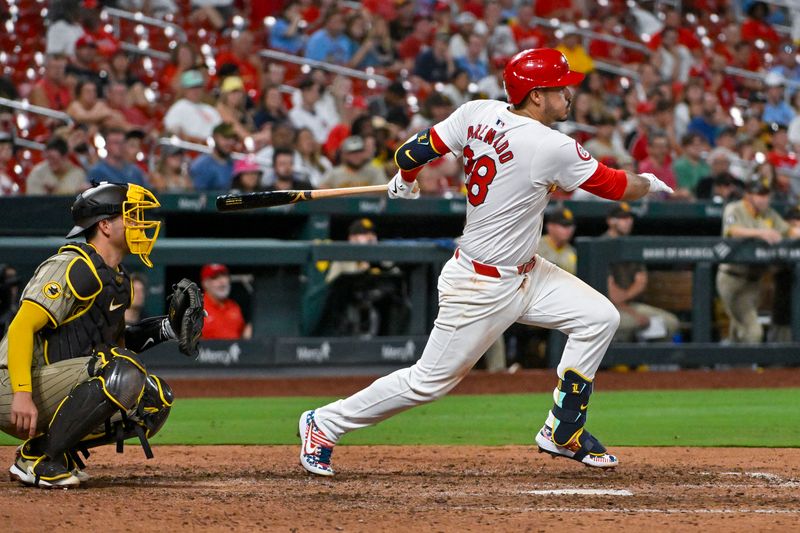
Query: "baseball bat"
216 184 388 211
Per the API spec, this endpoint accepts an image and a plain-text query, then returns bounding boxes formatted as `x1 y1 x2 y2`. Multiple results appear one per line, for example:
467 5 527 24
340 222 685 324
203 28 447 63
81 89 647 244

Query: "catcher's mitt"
168 278 204 357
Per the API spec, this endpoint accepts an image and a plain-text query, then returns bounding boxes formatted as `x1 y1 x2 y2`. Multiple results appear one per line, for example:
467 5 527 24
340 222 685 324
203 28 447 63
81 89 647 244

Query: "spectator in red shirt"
105 81 150 129
80 8 121 58
647 8 702 51
534 0 573 19
215 30 265 101
29 54 72 111
397 18 433 63
162 43 202 95
638 133 680 197
200 263 252 340
589 14 627 65
732 41 763 72
510 5 547 50
767 124 798 171
741 1 782 48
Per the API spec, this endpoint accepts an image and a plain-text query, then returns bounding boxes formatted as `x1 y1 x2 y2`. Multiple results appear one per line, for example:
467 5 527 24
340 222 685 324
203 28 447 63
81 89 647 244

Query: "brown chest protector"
41 243 131 364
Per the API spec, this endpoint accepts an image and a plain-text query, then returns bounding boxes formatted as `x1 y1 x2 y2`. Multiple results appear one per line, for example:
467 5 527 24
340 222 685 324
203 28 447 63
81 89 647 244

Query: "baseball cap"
180 70 205 89
220 76 245 94
745 176 772 195
232 157 262 178
341 135 365 153
75 34 98 49
548 207 576 226
608 202 634 218
212 122 237 138
349 218 376 236
200 263 229 282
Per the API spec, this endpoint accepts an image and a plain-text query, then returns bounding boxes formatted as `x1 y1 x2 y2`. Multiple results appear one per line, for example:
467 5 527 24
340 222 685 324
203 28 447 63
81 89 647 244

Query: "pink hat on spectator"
232 157 263 179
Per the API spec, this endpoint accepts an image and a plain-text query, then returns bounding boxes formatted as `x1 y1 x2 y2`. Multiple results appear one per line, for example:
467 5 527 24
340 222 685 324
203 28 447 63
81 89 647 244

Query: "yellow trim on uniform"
48 395 71 429
59 243 93 260
561 367 593 383
32 455 73 482
109 348 146 373
150 375 173 407
22 298 57 328
59 299 96 326
64 256 102 301
429 130 443 155
392 144 401 169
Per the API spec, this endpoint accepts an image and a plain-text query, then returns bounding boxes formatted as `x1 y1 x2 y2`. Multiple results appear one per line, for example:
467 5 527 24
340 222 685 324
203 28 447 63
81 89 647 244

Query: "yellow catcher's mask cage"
123 184 161 267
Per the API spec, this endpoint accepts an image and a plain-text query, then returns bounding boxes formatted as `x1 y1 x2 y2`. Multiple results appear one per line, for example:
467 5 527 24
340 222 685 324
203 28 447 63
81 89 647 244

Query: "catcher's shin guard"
75 373 173 459
137 374 174 438
41 347 147 460
550 369 593 447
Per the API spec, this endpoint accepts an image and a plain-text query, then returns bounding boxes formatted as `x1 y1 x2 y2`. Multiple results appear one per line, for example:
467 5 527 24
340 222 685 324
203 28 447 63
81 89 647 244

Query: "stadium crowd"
0 0 798 203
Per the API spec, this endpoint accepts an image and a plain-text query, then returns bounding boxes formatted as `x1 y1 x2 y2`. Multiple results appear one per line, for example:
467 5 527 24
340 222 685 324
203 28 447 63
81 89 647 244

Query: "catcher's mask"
66 182 161 267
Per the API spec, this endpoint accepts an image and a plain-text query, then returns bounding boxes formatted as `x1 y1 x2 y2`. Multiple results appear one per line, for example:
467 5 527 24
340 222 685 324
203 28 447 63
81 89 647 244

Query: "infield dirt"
1 368 798 532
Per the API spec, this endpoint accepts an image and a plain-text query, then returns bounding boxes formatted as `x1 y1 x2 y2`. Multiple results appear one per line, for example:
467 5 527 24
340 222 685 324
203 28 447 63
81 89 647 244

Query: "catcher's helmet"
503 48 585 105
67 182 128 239
67 182 161 267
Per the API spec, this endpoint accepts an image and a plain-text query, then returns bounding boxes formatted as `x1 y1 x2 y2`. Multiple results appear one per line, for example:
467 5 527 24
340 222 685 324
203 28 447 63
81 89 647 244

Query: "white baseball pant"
314 250 620 442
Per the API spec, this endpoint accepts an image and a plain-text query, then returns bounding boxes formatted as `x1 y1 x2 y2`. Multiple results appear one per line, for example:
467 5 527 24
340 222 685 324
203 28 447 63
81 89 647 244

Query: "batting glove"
640 172 674 195
388 172 420 200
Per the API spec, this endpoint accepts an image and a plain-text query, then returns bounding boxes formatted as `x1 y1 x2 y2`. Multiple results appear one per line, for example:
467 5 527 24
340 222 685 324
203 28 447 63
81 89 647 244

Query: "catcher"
0 182 204 488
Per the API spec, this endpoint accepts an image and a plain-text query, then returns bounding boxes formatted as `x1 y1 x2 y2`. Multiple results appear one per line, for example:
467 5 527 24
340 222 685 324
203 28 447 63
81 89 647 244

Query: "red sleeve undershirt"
579 162 628 200
399 127 452 182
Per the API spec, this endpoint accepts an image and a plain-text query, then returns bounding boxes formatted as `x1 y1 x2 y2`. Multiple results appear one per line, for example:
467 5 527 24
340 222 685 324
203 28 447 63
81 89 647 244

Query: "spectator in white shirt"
26 137 87 195
45 1 84 56
163 70 222 143
289 79 335 144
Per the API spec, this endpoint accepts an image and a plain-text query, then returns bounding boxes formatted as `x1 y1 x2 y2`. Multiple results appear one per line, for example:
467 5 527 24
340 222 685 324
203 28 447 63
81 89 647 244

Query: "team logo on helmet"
43 281 63 299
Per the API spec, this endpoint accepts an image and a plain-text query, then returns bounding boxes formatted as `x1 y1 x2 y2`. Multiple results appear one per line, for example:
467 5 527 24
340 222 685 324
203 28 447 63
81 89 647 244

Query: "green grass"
2 389 798 447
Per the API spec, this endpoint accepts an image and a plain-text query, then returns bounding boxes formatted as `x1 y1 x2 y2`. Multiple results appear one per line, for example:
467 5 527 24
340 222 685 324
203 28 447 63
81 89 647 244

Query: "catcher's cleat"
9 448 80 488
66 452 90 483
535 425 618 469
298 410 335 477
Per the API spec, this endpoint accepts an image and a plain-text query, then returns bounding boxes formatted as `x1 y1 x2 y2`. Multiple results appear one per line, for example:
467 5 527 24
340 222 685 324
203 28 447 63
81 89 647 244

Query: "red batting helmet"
503 48 585 105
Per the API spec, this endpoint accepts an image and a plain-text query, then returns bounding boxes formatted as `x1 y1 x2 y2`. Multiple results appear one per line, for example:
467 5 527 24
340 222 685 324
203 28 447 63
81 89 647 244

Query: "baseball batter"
299 48 674 476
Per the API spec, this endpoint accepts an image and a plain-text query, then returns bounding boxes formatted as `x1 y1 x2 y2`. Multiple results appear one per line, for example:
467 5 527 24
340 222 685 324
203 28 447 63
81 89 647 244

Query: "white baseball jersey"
433 99 599 266
312 99 620 453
